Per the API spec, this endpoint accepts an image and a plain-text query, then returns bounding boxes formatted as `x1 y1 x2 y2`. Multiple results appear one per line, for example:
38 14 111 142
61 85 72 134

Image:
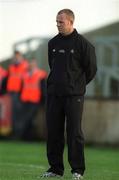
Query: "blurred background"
0 0 119 146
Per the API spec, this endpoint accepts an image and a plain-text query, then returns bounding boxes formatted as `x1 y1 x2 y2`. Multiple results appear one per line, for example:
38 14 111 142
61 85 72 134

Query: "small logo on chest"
59 49 65 53
52 49 56 52
70 49 74 53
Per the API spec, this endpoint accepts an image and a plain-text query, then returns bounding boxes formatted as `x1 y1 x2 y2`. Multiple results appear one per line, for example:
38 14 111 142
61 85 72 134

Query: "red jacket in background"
0 66 8 81
21 68 47 103
7 60 29 93
0 66 8 92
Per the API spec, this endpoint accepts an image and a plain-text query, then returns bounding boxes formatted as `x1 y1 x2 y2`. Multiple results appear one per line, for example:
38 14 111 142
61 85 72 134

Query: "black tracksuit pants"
46 95 85 176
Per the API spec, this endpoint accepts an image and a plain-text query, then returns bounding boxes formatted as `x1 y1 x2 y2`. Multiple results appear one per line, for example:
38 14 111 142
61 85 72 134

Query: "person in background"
42 9 97 179
0 65 10 137
19 59 47 140
0 65 8 95
6 50 29 138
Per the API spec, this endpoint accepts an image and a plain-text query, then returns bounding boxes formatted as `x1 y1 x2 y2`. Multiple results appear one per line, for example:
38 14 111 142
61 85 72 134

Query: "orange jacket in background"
0 66 8 81
0 66 8 92
7 60 29 93
21 68 47 103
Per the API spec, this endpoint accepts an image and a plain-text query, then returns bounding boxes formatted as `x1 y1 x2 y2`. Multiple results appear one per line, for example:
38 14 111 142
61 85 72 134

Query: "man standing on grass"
41 9 97 179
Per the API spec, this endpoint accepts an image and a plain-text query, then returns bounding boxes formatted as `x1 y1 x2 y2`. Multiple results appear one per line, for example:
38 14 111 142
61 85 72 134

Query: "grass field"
0 141 119 180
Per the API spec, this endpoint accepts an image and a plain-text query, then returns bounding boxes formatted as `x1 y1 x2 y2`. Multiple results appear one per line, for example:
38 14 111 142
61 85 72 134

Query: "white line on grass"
0 162 45 170
103 169 119 175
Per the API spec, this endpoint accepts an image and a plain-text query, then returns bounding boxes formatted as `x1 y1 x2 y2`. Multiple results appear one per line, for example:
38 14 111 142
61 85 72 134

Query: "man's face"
13 53 22 64
29 60 37 71
56 13 72 35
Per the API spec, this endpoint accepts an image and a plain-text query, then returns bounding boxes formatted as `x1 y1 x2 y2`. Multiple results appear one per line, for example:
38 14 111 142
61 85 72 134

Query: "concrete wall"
83 99 119 145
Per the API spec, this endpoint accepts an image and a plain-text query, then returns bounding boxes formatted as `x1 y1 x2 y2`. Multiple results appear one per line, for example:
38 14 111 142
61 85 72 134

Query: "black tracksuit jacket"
47 29 97 96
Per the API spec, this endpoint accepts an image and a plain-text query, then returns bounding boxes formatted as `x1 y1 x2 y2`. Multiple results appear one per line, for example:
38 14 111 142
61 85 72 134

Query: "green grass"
0 141 119 180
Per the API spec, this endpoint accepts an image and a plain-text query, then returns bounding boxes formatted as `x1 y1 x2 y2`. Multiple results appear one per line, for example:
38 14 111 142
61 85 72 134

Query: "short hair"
57 9 75 23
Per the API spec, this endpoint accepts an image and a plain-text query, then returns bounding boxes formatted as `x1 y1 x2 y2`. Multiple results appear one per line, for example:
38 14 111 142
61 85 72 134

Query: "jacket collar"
59 29 78 39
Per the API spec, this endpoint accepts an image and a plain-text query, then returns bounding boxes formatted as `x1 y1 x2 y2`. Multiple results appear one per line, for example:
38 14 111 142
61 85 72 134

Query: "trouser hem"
47 167 64 176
